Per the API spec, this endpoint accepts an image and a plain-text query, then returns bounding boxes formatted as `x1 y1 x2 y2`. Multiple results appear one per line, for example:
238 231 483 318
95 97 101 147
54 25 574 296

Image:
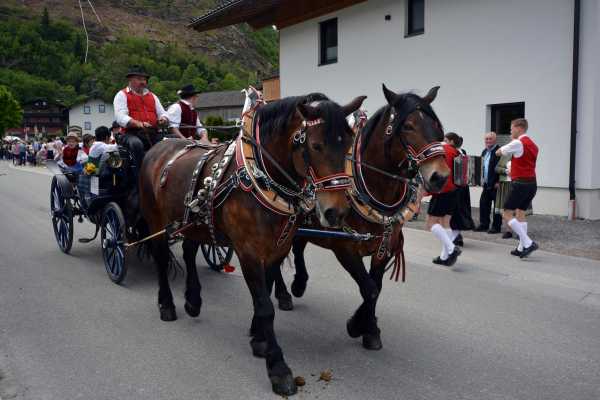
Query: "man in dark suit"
474 131 502 233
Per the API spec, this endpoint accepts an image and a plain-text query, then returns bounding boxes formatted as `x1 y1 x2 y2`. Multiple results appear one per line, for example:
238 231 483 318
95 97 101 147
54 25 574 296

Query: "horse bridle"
384 104 446 167
292 118 352 193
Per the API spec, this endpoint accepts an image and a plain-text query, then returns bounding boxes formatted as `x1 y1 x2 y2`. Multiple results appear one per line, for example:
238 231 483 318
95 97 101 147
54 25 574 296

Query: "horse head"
291 95 367 227
381 84 450 193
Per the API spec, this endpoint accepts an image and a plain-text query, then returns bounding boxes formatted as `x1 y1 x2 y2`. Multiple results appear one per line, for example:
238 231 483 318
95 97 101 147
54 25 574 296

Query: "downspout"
568 0 580 218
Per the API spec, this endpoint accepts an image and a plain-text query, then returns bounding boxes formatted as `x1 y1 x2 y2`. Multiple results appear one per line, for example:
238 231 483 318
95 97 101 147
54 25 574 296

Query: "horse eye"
312 143 324 152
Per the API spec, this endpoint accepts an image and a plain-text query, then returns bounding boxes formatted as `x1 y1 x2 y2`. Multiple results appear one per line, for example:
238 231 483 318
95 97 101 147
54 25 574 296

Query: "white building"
192 0 600 219
69 98 114 135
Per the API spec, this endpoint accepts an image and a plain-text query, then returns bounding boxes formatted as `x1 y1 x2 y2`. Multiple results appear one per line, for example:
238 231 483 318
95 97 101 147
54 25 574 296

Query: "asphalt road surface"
1 160 599 400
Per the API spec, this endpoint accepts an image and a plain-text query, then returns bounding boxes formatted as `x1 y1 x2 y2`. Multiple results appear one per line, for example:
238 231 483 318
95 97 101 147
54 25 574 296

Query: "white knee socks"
451 230 460 241
508 218 533 250
431 224 455 260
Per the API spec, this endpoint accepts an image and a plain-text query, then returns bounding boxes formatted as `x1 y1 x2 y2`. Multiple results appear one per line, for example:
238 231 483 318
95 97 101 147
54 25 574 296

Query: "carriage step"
78 238 95 243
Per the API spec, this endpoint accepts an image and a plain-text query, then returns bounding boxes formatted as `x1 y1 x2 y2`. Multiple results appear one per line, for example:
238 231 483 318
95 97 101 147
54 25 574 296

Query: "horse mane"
255 93 350 148
360 92 444 150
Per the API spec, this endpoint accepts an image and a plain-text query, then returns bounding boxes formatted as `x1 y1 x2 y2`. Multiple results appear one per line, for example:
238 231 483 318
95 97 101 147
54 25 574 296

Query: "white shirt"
499 134 529 158
89 141 118 159
167 99 207 136
113 87 168 128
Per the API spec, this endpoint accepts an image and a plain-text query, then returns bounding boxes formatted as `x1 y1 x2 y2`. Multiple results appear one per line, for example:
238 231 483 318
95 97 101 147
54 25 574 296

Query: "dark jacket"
480 144 500 189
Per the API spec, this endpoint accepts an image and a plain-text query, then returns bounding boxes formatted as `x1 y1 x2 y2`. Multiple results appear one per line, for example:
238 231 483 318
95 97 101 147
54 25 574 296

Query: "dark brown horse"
138 92 366 396
270 85 450 350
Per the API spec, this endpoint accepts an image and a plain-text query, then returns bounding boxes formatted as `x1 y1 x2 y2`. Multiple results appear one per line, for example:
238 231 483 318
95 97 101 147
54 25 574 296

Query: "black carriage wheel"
101 202 128 284
50 176 74 254
200 244 234 271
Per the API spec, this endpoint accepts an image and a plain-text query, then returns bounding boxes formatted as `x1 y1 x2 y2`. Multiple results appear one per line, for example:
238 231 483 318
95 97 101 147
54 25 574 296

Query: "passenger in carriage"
113 65 169 175
55 131 87 174
167 84 209 142
88 126 118 166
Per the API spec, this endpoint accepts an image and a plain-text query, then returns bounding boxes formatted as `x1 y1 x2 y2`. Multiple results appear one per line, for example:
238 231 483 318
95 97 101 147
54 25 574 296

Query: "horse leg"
241 257 297 396
290 237 309 298
152 236 177 321
334 250 382 350
182 238 202 318
270 262 293 311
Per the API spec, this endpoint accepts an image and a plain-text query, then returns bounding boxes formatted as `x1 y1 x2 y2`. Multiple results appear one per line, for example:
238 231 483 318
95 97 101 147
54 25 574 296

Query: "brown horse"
138 92 366 396
270 85 450 350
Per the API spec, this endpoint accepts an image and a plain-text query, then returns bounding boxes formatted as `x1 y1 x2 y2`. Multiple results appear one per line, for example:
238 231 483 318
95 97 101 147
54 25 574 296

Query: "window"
98 104 106 113
84 122 92 131
319 18 338 65
489 102 525 144
406 0 425 37
83 105 91 114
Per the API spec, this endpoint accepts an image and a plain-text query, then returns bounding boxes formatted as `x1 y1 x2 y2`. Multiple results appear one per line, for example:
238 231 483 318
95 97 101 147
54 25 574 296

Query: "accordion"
454 155 482 186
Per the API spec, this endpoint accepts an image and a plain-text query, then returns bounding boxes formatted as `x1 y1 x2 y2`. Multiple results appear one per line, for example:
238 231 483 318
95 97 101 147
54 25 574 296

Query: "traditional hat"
177 84 202 98
126 65 150 79
66 131 80 141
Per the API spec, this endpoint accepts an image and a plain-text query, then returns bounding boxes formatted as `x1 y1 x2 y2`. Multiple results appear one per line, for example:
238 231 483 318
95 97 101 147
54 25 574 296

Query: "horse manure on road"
318 369 333 382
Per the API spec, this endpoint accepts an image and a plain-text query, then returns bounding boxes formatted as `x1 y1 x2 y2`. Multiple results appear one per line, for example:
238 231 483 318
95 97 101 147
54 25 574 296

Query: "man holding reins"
496 118 539 258
113 65 169 174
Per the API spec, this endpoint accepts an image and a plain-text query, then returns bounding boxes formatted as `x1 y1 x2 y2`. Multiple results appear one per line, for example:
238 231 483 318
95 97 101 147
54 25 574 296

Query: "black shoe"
520 242 539 258
473 225 488 232
510 248 522 256
502 231 513 239
445 247 462 266
487 228 501 234
432 256 447 265
453 234 464 247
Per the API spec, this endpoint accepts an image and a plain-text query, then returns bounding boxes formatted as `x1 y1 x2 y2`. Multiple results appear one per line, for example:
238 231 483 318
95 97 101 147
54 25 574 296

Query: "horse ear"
341 95 367 117
382 84 398 105
297 103 319 121
423 86 440 104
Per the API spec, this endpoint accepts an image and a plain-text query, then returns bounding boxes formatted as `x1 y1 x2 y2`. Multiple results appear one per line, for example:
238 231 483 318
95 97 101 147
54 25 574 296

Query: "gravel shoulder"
406 205 600 261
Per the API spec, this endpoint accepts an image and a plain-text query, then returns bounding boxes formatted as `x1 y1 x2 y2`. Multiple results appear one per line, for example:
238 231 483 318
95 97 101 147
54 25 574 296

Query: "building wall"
279 0 600 218
197 107 243 122
69 99 114 135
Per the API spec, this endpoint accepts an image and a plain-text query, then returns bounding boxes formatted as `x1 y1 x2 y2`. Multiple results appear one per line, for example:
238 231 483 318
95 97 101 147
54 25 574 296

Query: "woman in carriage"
55 131 87 174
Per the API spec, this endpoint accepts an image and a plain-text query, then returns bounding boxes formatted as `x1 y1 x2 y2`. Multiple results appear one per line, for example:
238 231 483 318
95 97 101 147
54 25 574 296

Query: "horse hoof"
362 332 383 350
291 277 307 298
346 316 363 338
184 300 201 318
250 339 268 358
270 373 297 396
159 305 177 322
278 295 294 311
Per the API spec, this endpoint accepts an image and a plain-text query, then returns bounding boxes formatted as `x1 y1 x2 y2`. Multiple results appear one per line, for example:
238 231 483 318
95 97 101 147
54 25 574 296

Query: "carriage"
48 145 233 285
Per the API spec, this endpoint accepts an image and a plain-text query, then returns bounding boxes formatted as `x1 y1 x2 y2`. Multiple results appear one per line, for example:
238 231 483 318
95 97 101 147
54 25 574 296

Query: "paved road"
1 160 599 400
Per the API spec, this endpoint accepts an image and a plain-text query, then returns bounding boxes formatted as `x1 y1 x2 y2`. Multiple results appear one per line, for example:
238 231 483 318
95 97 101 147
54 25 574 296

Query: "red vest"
440 143 458 193
179 101 198 138
62 146 78 166
511 135 538 179
123 88 158 129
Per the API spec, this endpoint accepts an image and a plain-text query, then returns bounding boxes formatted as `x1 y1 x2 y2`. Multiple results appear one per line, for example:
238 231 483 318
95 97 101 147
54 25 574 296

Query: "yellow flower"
84 162 97 175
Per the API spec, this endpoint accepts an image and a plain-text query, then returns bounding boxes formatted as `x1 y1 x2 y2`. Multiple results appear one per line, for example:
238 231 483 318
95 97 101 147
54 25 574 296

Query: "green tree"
0 85 23 138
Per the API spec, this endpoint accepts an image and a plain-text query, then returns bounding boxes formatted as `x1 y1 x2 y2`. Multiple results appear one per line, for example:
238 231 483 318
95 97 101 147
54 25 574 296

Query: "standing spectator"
475 132 502 233
111 121 121 144
447 133 474 246
18 141 26 166
12 140 20 165
82 133 95 155
496 118 539 258
426 136 462 266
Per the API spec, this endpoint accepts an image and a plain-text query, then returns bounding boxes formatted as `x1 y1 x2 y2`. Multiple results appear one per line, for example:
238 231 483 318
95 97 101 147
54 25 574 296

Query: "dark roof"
189 0 365 32
197 90 245 109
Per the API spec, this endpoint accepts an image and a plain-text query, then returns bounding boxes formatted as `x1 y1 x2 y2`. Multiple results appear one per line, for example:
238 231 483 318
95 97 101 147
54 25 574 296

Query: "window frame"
98 104 106 113
488 102 525 141
83 105 91 115
406 0 425 38
319 18 338 66
84 121 92 131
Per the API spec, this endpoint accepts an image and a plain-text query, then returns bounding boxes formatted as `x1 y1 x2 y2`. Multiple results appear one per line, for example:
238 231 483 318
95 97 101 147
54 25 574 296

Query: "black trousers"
120 130 163 172
479 186 501 230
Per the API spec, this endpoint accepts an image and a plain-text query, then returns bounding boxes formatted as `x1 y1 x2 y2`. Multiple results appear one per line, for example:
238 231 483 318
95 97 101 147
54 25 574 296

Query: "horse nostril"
324 208 338 226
